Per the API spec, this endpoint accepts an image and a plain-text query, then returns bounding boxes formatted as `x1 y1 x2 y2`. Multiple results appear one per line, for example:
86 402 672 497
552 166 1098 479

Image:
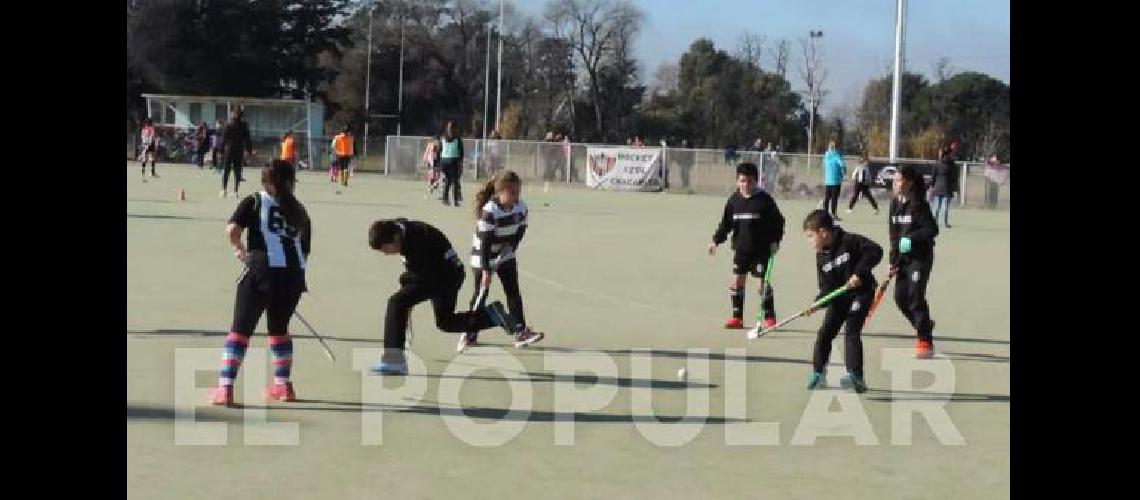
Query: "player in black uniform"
708 162 785 330
210 160 312 406
801 209 883 393
889 165 940 359
220 109 254 198
367 218 540 375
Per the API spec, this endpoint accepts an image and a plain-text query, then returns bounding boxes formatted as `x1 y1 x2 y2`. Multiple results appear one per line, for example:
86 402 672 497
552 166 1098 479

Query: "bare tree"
650 62 678 96
798 34 827 154
932 56 956 83
771 38 790 78
546 0 644 137
735 32 765 70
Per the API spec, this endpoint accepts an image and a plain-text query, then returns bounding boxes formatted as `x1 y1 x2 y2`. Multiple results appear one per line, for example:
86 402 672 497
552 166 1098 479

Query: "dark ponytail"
262 160 309 232
473 170 522 218
898 164 927 199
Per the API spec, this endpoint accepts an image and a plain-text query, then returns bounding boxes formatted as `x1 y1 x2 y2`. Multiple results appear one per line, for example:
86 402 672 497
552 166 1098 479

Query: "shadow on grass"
127 213 229 222
863 388 1009 403
127 403 244 422
245 399 746 424
126 328 382 344
522 345 810 366
409 371 718 390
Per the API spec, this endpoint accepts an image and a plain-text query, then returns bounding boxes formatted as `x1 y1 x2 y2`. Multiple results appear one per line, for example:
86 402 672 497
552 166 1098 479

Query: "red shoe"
210 385 233 406
762 317 777 329
724 317 744 329
915 339 934 359
264 382 297 402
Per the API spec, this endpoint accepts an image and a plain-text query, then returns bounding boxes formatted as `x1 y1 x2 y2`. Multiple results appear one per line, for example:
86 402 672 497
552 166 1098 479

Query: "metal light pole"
806 30 823 169
494 0 505 132
889 0 907 162
363 5 375 169
397 7 406 137
480 22 492 180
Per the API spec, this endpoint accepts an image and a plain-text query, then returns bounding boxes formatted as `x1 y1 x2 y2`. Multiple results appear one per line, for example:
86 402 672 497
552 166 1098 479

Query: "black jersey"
392 218 464 281
814 226 882 299
229 192 310 271
888 196 938 265
712 189 785 252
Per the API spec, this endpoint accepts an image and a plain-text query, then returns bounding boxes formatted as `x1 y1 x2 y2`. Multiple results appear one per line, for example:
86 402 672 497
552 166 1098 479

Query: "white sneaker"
845 209 853 214
456 332 476 353
514 327 545 348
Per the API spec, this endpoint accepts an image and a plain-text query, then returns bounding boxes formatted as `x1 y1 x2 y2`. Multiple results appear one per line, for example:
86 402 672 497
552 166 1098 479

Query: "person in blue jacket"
822 141 846 220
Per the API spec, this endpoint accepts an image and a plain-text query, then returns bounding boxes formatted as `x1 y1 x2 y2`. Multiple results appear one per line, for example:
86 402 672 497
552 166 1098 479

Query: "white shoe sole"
514 331 545 348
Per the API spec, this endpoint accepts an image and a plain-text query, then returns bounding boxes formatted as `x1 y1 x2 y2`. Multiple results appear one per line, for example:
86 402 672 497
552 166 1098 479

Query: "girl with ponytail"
458 170 544 352
888 165 939 359
209 159 312 406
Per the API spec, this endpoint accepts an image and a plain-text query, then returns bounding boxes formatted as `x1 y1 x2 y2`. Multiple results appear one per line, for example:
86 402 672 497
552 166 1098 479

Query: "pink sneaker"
762 317 778 330
210 385 233 406
264 382 297 402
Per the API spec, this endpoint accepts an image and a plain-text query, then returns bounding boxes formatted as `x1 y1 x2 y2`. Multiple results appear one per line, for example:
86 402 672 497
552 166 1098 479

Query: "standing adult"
436 121 465 206
930 145 958 228
220 109 253 198
821 141 846 220
195 121 210 169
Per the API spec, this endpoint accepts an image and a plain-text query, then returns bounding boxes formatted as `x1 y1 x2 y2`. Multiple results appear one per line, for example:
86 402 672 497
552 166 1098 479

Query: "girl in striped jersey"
457 171 545 352
210 160 312 406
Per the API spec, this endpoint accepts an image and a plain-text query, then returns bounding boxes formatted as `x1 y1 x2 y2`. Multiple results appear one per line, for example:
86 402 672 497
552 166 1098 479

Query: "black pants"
823 185 840 216
211 148 220 170
223 154 244 192
467 260 526 338
197 142 209 168
812 293 872 377
231 267 305 336
440 158 462 204
895 257 935 344
848 183 878 210
384 266 495 349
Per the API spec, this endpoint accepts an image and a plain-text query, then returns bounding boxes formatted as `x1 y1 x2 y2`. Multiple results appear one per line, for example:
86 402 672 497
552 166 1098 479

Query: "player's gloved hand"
707 242 717 256
846 275 862 289
899 237 912 254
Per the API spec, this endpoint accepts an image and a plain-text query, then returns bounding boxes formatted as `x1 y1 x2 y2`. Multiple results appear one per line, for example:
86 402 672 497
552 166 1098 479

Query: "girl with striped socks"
211 160 312 406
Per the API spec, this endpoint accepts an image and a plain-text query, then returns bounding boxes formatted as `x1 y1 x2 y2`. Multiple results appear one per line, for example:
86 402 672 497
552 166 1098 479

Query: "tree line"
127 0 1010 161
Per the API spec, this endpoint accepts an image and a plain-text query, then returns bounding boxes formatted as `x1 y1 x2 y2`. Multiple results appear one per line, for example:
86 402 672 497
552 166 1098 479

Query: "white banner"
586 147 664 191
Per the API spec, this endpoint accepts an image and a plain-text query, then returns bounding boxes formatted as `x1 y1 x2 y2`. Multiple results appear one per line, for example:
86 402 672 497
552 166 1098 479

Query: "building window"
188 103 202 125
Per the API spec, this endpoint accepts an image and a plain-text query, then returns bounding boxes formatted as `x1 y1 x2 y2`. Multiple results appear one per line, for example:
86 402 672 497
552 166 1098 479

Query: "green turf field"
127 162 1010 499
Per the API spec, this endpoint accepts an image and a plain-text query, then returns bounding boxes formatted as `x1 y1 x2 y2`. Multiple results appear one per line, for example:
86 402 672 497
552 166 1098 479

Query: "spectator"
930 145 958 228
195 121 210 169
724 144 738 165
436 121 464 206
210 119 223 171
821 141 846 220
632 136 645 148
984 154 1008 209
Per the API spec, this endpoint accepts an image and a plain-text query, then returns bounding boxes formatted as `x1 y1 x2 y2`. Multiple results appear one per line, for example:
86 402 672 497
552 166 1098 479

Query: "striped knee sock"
219 332 250 386
269 334 293 386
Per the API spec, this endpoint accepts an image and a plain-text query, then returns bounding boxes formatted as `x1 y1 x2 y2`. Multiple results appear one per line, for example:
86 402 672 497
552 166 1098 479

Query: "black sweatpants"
467 260 526 339
140 144 157 175
848 183 878 210
812 292 872 377
894 257 935 344
823 185 841 216
384 266 495 349
223 154 244 192
440 157 462 204
231 267 306 336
